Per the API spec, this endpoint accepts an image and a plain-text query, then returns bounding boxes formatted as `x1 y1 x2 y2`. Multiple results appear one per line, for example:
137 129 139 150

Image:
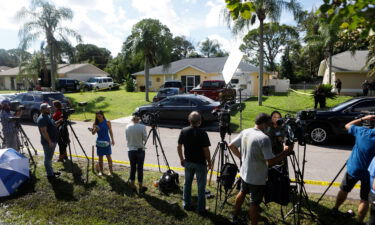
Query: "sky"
0 0 322 57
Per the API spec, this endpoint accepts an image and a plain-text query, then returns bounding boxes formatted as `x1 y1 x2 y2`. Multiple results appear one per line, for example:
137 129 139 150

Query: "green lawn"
229 91 352 131
65 89 156 121
0 157 365 225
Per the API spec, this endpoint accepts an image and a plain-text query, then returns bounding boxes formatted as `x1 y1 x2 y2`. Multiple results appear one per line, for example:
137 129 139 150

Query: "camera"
212 102 232 139
358 111 375 129
277 114 306 146
9 101 25 112
62 107 75 120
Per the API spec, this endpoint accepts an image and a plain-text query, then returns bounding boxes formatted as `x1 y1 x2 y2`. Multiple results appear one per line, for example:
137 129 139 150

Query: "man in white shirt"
125 115 148 193
229 113 293 225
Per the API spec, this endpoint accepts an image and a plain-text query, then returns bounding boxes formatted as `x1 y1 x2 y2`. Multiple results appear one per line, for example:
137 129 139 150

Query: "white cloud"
205 0 225 28
0 0 29 30
200 34 234 52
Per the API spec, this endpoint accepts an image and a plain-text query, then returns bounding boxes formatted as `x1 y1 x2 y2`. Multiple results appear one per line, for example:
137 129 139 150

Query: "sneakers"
331 208 355 218
47 172 61 180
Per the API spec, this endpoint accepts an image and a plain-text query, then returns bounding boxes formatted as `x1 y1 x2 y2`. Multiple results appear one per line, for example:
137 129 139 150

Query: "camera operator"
267 111 284 155
332 115 375 225
229 113 293 225
52 100 68 162
37 103 60 179
125 114 148 193
0 100 20 151
177 111 212 215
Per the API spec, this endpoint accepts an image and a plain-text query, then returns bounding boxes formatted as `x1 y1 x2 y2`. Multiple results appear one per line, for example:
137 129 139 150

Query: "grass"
229 91 352 131
0 157 366 225
65 89 156 121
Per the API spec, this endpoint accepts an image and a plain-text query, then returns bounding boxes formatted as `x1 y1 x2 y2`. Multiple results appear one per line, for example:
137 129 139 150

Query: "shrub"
125 78 135 92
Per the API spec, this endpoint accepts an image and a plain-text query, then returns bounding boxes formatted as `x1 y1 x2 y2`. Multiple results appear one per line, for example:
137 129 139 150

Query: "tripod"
145 124 170 172
15 119 37 166
208 127 239 214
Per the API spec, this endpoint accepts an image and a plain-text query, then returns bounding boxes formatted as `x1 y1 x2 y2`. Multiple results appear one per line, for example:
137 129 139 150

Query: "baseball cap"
1 99 10 105
40 103 52 110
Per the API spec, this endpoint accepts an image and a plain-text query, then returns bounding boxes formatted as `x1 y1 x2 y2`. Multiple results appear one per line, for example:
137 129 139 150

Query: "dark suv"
161 81 185 93
12 92 70 123
299 97 375 144
56 78 80 92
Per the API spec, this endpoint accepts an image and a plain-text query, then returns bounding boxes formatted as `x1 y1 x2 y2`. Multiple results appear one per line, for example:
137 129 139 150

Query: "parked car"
134 94 220 124
56 78 80 93
161 80 185 93
189 80 236 101
153 88 181 102
12 91 70 123
299 97 375 144
83 77 115 91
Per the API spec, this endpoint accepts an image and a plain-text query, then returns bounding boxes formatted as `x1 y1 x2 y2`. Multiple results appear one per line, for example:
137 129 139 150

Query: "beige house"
318 50 370 95
0 63 109 90
133 57 270 96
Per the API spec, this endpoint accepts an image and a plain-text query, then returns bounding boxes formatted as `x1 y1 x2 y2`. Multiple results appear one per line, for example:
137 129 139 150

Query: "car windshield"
87 78 96 83
330 98 358 111
202 81 224 88
42 94 65 102
158 89 178 96
164 82 181 88
196 95 215 105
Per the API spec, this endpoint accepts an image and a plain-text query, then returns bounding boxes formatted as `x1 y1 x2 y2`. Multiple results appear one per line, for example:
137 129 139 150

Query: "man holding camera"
229 113 293 225
1 100 20 151
177 111 212 215
37 103 60 179
125 114 148 193
332 115 375 225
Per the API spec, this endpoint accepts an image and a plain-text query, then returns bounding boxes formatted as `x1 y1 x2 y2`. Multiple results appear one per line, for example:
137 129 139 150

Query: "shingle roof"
0 66 11 72
132 57 260 75
331 50 369 72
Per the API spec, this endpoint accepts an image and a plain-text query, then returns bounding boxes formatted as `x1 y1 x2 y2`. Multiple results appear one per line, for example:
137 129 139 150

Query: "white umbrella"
0 148 30 197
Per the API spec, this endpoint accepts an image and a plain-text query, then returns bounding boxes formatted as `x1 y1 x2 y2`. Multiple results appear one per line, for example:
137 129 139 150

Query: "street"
20 119 359 200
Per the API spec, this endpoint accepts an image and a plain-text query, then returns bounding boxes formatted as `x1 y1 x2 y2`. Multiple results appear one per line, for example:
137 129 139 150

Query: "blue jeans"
43 143 56 176
128 150 145 183
183 161 207 212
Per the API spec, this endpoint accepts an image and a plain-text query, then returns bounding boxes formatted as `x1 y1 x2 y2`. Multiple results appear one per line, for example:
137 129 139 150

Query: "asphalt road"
20 119 360 200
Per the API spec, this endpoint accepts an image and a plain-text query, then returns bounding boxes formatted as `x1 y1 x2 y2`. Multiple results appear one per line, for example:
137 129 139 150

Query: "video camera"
62 107 75 120
277 114 306 146
9 101 25 112
212 102 231 139
358 111 375 129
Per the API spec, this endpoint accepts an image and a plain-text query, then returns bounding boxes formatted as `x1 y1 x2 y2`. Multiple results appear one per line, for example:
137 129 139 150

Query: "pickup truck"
189 80 236 102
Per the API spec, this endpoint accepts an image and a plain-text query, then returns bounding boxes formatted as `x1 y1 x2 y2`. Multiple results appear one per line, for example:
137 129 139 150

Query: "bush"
125 79 135 92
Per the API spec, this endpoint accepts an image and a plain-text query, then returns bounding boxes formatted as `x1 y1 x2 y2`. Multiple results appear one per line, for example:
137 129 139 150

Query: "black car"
56 78 80 92
134 94 220 124
12 91 70 123
300 97 375 144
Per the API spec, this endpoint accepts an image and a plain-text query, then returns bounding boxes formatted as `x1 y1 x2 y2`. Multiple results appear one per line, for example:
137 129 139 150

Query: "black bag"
219 163 238 191
264 165 290 206
159 169 179 194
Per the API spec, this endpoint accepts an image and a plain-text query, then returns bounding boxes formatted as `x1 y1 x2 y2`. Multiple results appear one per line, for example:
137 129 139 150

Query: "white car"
85 77 114 90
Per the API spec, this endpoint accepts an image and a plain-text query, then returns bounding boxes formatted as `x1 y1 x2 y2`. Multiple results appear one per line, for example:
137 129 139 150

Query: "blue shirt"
368 157 375 194
347 125 375 179
0 110 16 134
37 114 58 146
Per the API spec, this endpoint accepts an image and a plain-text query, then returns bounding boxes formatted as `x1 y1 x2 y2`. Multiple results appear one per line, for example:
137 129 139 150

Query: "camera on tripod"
277 114 306 146
357 111 375 129
212 102 231 139
9 101 25 112
62 107 75 120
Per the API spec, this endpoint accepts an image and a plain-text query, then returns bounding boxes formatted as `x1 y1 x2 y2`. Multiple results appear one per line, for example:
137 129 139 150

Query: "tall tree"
225 0 302 106
75 44 112 70
240 22 299 72
16 0 81 90
280 46 294 81
0 49 31 67
199 38 221 58
125 18 174 101
171 36 195 61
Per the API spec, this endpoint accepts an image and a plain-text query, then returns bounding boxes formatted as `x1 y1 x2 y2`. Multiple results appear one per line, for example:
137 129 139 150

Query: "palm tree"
199 38 221 57
16 0 81 90
224 0 302 106
125 19 174 102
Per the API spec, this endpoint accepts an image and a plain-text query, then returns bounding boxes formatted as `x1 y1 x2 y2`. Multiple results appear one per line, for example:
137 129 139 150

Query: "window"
352 100 375 112
23 95 34 101
67 80 74 84
231 79 239 84
14 95 23 101
174 98 190 106
156 77 161 82
160 98 174 106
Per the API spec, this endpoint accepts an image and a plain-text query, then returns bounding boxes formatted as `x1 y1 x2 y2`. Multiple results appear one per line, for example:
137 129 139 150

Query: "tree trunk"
328 52 332 85
258 18 264 106
144 56 150 102
48 40 56 91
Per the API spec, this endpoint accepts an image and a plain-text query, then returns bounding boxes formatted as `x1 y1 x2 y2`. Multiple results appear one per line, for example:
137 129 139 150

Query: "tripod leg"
152 129 162 172
154 129 170 170
316 162 346 204
208 144 220 186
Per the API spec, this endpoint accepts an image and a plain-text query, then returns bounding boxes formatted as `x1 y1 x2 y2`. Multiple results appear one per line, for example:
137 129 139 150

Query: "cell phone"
88 127 93 132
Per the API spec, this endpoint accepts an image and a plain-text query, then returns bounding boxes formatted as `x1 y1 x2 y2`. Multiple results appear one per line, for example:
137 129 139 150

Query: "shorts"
240 179 265 205
340 172 370 201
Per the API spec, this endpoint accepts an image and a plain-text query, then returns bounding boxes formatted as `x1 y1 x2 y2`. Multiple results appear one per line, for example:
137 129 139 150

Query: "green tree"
225 0 302 106
104 54 126 83
199 38 221 57
171 36 195 61
16 0 81 90
75 43 112 70
240 22 299 72
18 51 43 88
280 46 294 81
125 18 174 101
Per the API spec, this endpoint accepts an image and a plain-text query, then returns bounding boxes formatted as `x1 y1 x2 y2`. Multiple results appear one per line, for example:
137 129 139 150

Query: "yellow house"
318 50 370 95
133 57 270 96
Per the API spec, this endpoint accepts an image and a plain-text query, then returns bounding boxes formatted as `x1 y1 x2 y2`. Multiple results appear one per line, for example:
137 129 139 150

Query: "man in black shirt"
178 111 212 215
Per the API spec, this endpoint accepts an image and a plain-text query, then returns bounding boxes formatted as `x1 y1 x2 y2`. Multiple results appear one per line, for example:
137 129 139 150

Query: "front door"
182 75 200 92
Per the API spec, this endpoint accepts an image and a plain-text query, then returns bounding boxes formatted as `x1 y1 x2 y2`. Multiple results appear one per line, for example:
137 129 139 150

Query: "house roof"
0 63 108 76
0 66 11 72
319 50 369 75
132 57 260 75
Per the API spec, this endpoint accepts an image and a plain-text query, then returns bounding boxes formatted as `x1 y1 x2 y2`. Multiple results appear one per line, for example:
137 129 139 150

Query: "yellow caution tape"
289 88 314 96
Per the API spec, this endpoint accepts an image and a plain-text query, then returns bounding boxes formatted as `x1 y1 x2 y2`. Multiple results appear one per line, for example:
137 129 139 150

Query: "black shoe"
140 187 148 194
183 205 195 211
198 209 208 216
47 172 61 180
331 208 341 217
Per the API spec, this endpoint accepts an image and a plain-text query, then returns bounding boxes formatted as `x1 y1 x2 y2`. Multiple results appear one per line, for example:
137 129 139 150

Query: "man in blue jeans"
177 111 212 215
332 115 375 225
37 103 59 179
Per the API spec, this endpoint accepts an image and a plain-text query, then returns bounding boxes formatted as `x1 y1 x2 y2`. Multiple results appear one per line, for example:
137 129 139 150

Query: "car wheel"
108 85 112 90
31 111 40 124
141 112 151 124
309 124 330 144
95 87 100 91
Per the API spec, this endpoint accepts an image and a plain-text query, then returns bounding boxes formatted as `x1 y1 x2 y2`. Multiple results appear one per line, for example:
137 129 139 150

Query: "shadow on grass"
48 177 77 201
143 193 188 220
105 173 135 197
62 160 97 189
70 96 110 114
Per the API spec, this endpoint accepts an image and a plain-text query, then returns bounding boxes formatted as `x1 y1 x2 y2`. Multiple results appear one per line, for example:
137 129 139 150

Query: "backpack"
218 163 238 191
158 169 179 194
264 165 290 206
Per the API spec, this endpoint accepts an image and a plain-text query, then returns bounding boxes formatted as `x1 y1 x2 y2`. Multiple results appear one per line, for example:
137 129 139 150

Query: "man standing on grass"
332 115 375 225
37 103 60 179
177 111 212 216
229 113 293 225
